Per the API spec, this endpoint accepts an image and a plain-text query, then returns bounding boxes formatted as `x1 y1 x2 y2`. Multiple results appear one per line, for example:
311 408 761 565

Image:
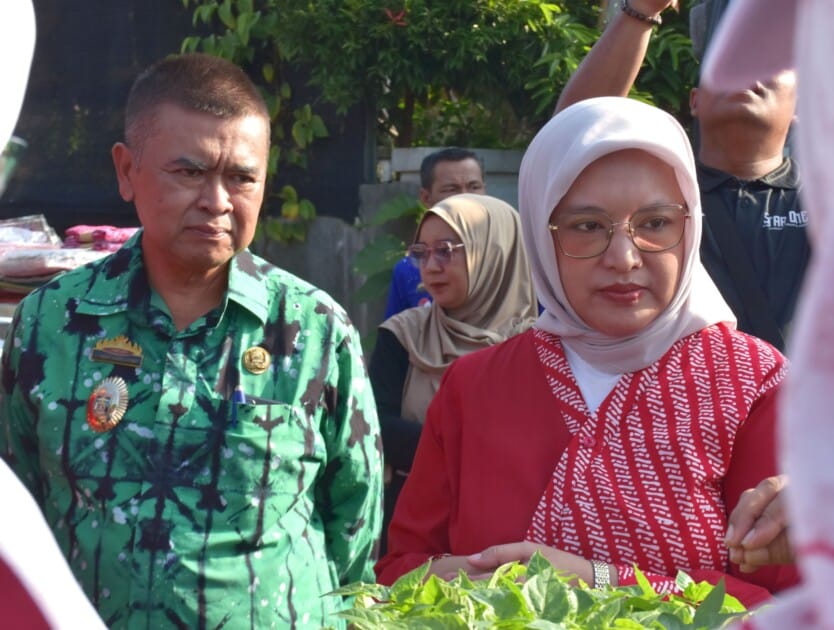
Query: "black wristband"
620 0 662 26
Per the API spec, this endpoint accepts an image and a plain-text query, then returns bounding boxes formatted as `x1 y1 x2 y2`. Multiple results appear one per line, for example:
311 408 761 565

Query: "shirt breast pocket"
209 401 325 522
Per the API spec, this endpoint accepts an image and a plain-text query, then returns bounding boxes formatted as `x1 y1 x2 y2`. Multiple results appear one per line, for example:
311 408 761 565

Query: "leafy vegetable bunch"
329 552 749 629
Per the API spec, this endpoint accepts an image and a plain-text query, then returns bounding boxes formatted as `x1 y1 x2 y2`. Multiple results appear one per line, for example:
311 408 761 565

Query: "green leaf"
217 0 235 29
633 566 658 598
335 606 393 628
691 578 726 628
291 120 308 147
526 551 555 578
389 561 430 605
675 571 696 594
327 581 389 600
370 195 424 227
180 35 201 53
278 185 297 203
352 234 405 276
310 115 328 138
469 581 530 621
354 271 394 304
262 62 274 83
522 573 575 621
236 10 259 46
297 199 315 221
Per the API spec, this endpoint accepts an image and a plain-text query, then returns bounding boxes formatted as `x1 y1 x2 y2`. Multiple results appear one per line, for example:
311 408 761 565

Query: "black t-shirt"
698 158 809 350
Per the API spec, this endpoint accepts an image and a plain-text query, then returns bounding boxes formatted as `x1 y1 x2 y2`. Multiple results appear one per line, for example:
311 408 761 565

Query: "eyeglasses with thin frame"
548 203 690 259
407 240 465 268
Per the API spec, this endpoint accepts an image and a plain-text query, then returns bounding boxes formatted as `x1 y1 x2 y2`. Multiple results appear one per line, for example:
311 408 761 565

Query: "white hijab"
519 96 735 374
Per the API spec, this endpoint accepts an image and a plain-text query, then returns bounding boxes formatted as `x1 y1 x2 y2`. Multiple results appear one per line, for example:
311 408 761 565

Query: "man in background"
555 0 808 350
383 147 485 319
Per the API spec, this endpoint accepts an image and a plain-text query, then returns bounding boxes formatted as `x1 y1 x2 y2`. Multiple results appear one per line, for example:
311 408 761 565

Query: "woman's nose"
423 251 444 271
602 224 642 270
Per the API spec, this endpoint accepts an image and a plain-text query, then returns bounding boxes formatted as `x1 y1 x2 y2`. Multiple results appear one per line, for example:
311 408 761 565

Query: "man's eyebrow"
167 156 208 170
227 163 260 176
166 157 260 176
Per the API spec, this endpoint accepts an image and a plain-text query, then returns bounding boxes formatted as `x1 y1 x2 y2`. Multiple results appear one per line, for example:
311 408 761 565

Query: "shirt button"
580 436 596 448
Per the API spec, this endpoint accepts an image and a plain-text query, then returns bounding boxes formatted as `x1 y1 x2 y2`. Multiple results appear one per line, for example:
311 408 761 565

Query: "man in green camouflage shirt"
0 53 382 628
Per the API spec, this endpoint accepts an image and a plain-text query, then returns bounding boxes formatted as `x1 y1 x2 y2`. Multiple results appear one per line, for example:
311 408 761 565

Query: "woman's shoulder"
681 322 786 384
449 328 537 374
697 323 785 359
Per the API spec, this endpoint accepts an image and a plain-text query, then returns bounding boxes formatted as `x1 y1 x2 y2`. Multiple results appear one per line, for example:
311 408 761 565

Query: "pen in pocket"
230 385 247 428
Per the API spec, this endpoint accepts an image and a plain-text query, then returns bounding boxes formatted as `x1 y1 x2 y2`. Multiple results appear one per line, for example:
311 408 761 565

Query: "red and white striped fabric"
526 326 784 593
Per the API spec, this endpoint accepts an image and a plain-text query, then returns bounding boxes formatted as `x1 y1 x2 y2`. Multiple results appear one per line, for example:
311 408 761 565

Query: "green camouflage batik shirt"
0 231 382 629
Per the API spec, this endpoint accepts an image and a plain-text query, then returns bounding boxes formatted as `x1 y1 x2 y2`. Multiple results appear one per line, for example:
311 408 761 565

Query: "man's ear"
418 188 432 208
111 142 136 202
689 87 699 119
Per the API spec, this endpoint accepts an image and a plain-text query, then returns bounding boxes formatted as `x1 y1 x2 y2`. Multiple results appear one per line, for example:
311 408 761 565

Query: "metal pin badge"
86 377 129 433
91 336 143 368
242 346 271 374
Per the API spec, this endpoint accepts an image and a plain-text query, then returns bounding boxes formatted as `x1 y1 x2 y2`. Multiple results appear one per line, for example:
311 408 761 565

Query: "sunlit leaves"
327 553 750 629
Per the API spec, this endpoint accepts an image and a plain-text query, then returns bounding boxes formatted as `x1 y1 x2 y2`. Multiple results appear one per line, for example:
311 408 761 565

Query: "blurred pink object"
64 224 138 251
703 1 834 628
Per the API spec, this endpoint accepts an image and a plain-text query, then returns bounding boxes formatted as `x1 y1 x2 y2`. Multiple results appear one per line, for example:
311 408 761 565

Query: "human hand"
426 554 477 581
466 541 602 586
726 475 794 572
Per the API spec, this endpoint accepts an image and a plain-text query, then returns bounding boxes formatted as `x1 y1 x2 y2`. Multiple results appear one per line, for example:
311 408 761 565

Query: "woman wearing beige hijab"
369 193 538 553
376 97 798 608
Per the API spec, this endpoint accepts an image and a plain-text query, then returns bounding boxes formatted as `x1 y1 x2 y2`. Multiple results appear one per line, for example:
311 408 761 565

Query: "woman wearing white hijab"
376 97 798 607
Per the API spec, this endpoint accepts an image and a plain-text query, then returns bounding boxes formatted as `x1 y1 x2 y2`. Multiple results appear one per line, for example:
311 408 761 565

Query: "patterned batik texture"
526 326 785 593
0 231 383 629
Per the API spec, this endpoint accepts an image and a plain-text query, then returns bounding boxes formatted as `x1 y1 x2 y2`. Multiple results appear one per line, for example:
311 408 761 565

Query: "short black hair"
419 148 484 189
125 53 269 151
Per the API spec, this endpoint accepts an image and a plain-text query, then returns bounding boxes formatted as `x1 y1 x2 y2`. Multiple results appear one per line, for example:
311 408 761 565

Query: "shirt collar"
696 157 799 192
77 229 270 326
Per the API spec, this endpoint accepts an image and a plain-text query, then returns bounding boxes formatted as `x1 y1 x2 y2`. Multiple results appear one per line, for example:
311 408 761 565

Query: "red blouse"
375 325 799 607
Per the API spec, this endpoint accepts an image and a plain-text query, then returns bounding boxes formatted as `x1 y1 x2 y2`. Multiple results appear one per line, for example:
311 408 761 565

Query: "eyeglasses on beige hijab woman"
376 97 798 609
369 193 538 554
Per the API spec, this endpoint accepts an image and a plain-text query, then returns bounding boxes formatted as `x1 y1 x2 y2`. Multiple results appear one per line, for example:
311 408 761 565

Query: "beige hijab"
519 97 736 374
381 193 538 422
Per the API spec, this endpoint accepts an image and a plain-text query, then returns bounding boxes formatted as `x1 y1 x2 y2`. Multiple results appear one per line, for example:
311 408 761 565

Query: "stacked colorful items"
64 224 139 252
0 216 108 300
0 217 139 352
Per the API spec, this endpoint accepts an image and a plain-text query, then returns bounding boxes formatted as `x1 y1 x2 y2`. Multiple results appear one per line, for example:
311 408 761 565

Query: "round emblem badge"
243 346 271 374
86 377 129 433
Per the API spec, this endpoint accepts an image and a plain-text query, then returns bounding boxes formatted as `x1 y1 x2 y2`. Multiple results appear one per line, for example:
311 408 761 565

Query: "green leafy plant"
272 0 600 148
328 552 750 629
353 194 424 304
181 0 329 242
527 2 699 123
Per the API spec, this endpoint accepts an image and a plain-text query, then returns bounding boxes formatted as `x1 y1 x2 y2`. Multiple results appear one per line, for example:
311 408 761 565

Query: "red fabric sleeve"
721 383 800 594
375 331 572 584
616 380 799 609
374 370 456 584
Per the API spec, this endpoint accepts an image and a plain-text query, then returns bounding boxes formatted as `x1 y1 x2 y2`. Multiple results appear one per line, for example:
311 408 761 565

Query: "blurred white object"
703 1 834 628
1 459 106 628
0 1 35 149
0 2 106 627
